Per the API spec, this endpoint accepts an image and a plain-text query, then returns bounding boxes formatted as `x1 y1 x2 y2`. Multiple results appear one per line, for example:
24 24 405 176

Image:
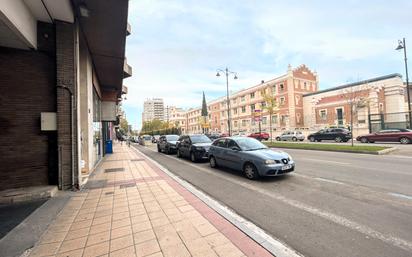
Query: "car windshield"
190 135 212 144
235 137 268 151
166 135 179 141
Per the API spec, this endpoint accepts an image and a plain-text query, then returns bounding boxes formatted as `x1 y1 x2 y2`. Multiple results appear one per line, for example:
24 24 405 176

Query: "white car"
276 131 305 141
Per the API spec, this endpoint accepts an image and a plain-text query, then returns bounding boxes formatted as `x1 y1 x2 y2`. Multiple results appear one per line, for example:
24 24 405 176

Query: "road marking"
133 146 303 257
138 145 412 253
313 177 345 185
389 192 412 201
299 158 350 165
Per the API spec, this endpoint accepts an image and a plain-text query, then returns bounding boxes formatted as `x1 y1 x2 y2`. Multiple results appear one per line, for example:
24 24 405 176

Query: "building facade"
0 0 131 191
142 98 165 122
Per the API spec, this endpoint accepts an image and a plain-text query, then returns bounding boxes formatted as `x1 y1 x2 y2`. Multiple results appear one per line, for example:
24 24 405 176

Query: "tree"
262 88 279 142
119 117 129 135
200 91 209 133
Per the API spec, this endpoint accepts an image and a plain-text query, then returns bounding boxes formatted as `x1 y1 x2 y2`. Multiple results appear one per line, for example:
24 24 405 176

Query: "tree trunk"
269 113 272 142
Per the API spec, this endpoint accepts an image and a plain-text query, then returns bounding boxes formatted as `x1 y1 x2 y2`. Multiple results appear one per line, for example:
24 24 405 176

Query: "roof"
303 73 402 97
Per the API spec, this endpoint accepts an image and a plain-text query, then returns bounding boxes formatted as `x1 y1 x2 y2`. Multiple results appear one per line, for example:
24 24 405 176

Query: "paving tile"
177 225 202 243
195 222 218 236
58 236 87 253
161 243 191 257
145 252 163 257
74 212 95 222
133 229 156 244
70 219 93 231
131 214 149 224
55 248 84 257
155 229 182 248
86 230 110 246
39 231 67 244
178 205 195 213
213 242 245 257
204 232 231 248
92 214 112 226
110 245 136 257
89 222 111 235
112 217 131 229
29 242 60 257
83 241 110 257
150 217 170 228
132 221 152 233
192 249 219 257
111 225 133 239
65 227 90 240
112 211 130 221
110 234 134 252
135 239 161 257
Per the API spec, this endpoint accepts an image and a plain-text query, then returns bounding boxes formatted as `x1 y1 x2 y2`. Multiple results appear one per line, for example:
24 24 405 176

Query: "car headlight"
264 160 276 165
287 154 293 161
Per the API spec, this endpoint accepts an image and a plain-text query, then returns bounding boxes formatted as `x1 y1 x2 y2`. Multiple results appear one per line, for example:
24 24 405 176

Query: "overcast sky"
123 0 412 130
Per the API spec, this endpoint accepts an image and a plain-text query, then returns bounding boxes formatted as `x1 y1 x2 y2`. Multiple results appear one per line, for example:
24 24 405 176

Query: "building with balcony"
142 98 165 122
0 0 132 191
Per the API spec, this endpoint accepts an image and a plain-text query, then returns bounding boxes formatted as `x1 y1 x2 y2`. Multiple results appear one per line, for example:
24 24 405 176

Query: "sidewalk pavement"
27 144 273 257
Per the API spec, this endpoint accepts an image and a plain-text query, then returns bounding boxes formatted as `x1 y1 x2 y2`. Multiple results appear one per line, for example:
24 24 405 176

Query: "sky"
123 0 412 130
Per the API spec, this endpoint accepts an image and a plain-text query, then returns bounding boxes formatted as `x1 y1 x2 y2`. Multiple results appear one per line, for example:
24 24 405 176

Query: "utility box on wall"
101 101 117 121
41 112 57 131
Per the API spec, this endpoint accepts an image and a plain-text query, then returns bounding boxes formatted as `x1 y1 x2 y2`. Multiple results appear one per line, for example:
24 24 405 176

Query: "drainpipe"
57 85 75 190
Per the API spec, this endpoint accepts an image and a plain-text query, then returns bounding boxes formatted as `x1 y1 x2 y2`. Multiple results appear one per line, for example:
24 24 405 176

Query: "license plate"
282 164 292 170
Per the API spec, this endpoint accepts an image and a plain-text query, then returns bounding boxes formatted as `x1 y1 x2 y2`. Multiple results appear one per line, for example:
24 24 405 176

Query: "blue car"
208 137 295 179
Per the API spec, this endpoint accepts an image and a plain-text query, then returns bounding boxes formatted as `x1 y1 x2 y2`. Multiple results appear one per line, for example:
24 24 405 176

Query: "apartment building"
0 0 131 191
142 98 165 122
167 106 188 133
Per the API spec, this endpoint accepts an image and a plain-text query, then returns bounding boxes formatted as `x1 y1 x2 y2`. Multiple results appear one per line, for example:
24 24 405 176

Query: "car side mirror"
231 147 240 151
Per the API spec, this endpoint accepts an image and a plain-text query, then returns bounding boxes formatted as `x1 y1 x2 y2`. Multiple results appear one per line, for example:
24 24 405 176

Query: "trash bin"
106 140 113 154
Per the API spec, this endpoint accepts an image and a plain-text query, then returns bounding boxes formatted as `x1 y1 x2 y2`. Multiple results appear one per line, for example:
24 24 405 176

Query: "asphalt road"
134 144 412 257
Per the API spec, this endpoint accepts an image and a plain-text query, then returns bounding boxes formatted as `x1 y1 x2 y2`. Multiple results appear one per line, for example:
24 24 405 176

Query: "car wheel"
190 152 197 162
317 140 322 142
165 147 170 154
243 163 260 180
292 137 297 142
335 137 343 143
360 137 368 143
399 137 410 144
157 145 161 152
309 136 315 142
177 149 182 158
209 156 218 168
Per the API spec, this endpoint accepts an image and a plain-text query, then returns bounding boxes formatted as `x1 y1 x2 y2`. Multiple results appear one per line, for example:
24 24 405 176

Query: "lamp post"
216 68 238 136
396 38 411 128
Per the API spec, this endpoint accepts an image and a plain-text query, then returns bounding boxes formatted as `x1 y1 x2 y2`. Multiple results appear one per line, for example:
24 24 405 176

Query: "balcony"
127 22 132 36
122 85 128 95
123 58 132 78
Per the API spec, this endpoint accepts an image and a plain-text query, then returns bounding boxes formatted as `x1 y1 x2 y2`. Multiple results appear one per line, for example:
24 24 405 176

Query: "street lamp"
396 38 411 128
216 68 238 136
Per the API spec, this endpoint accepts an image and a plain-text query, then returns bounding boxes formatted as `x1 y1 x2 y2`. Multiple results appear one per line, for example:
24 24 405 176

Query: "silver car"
208 137 295 179
276 131 305 141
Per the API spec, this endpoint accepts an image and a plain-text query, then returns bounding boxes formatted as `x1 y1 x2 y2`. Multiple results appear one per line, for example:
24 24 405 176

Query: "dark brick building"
0 0 131 191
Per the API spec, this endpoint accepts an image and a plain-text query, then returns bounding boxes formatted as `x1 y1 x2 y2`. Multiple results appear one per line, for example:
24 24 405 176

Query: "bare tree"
262 88 279 143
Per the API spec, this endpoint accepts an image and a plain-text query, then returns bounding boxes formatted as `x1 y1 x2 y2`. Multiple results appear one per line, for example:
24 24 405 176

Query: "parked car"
157 134 180 153
248 132 270 141
152 135 161 143
206 133 221 140
208 137 294 179
307 128 352 142
176 134 212 162
139 135 152 146
356 129 412 144
276 131 305 141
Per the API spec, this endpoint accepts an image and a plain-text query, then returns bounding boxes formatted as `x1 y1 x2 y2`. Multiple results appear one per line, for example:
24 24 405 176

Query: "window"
280 97 285 105
241 106 246 113
295 95 300 105
279 84 284 91
251 104 255 112
319 110 327 120
272 115 278 124
262 117 267 125
241 96 246 102
273 85 277 93
250 92 255 98
242 120 247 127
261 102 266 108
234 121 238 127
227 140 240 149
213 139 227 148
233 108 238 115
251 118 255 125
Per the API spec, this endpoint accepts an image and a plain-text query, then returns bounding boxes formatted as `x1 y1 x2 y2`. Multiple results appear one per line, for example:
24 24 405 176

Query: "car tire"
309 136 315 142
243 163 260 180
399 137 410 144
300 139 304 141
209 156 218 168
165 147 170 154
292 137 297 142
177 149 182 158
360 137 368 143
157 145 161 152
276 137 280 141
335 137 343 143
190 152 197 162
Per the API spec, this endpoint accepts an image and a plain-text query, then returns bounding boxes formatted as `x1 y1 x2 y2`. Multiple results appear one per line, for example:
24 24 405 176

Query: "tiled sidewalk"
28 144 273 257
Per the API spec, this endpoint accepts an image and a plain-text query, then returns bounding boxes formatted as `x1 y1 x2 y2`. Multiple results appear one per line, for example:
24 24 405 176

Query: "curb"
131 146 303 257
267 145 396 155
377 147 397 155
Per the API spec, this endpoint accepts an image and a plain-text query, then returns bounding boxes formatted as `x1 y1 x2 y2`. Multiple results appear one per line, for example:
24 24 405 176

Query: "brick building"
0 0 131 191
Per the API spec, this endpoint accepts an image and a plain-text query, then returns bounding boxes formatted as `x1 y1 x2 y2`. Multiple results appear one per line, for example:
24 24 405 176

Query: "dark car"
248 132 270 141
157 135 180 154
206 133 221 140
307 128 352 142
176 134 212 162
208 137 294 179
356 129 412 144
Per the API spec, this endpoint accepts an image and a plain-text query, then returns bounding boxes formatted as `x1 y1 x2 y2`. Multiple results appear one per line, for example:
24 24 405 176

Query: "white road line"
388 192 412 201
299 158 350 165
313 177 346 185
139 145 412 253
133 146 303 257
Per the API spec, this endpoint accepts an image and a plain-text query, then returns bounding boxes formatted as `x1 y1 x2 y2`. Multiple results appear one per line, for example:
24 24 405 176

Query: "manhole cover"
105 168 125 173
